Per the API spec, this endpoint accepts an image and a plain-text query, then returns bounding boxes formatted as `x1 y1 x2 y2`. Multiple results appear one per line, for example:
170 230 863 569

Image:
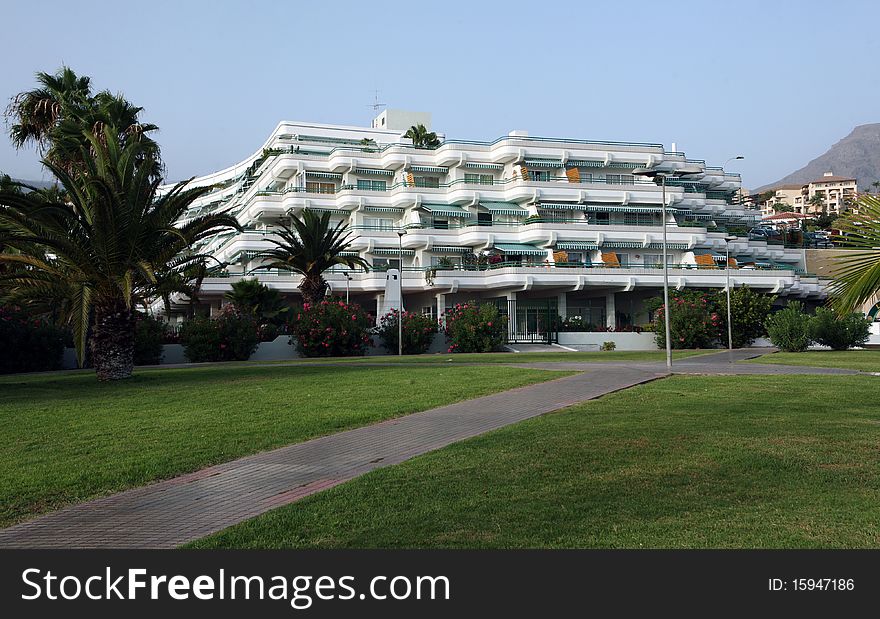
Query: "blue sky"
1 0 878 188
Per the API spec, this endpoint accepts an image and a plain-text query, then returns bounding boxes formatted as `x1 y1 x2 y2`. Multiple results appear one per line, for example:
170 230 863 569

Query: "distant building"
758 172 857 218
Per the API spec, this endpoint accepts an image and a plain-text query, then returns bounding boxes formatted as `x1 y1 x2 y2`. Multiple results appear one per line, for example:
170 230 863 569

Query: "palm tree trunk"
90 302 136 380
299 275 328 305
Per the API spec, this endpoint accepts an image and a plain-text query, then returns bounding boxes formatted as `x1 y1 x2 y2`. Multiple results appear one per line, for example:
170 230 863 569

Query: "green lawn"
745 350 880 373
0 364 563 527
192 374 880 549
262 350 708 365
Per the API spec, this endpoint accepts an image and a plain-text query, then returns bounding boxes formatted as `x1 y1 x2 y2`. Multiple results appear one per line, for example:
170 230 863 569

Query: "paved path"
0 351 866 548
0 365 665 548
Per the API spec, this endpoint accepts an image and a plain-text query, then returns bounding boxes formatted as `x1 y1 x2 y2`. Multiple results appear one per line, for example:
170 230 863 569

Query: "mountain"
755 123 880 192
12 178 57 189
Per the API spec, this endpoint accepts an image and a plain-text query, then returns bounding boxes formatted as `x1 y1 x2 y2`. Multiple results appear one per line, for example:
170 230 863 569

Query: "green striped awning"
304 171 342 180
410 165 448 173
584 204 663 213
566 160 605 168
494 243 547 256
301 207 341 215
537 202 585 210
644 242 689 250
480 201 528 216
524 159 563 168
679 213 715 220
354 168 395 176
431 246 473 253
422 204 473 218
364 206 404 213
338 251 361 257
607 161 641 169
464 162 503 170
599 241 689 250
372 248 415 256
556 241 599 250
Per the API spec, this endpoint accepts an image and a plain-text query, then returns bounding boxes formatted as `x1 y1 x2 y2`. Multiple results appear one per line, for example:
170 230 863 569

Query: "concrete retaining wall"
558 332 659 351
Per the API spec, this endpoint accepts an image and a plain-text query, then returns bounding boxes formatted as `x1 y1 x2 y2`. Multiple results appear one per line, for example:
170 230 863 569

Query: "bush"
718 288 776 348
180 305 260 362
600 341 616 351
134 314 165 365
444 302 507 353
224 278 290 326
292 298 371 357
377 309 439 354
652 291 721 349
0 306 67 373
809 308 871 350
766 302 812 352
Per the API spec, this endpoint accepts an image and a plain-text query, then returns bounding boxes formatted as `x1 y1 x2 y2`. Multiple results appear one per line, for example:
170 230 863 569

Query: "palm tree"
0 131 238 380
5 66 161 178
828 194 880 315
808 193 827 217
255 209 368 305
404 124 440 149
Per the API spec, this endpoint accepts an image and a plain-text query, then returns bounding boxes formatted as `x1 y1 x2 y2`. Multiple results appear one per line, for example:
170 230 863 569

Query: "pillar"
436 293 446 327
506 291 517 340
605 293 616 329
557 293 567 319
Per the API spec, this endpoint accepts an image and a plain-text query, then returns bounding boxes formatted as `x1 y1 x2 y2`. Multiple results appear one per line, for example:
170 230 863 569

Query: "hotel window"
566 252 584 264
357 179 387 191
477 212 493 226
606 174 634 185
577 170 594 183
464 173 494 185
372 258 400 270
431 256 462 267
305 181 336 194
432 218 449 229
414 176 440 188
364 217 394 230
422 306 437 320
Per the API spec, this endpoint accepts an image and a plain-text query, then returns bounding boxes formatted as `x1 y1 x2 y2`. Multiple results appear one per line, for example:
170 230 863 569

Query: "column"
506 291 517 341
605 293 616 329
557 293 567 319
436 293 446 327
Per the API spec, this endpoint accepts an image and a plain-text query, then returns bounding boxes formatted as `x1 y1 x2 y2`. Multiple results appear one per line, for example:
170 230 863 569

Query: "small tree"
224 278 289 325
649 290 721 349
765 302 812 352
404 124 440 149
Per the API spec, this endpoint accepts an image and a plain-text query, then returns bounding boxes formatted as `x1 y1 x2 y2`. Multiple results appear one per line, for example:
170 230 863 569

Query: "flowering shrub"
180 304 260 362
292 298 372 357
0 306 68 373
651 291 722 349
377 309 439 354
443 301 507 353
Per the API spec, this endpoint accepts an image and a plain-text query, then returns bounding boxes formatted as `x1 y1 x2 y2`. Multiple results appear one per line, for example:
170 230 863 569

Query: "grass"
257 350 708 365
191 374 880 549
745 350 880 373
0 363 564 527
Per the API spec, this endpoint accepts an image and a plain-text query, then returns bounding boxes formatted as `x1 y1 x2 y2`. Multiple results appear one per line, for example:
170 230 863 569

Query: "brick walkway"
0 365 666 548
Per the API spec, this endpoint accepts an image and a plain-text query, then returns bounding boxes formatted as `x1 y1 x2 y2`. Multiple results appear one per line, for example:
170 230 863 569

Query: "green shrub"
600 341 616 351
766 302 812 352
224 278 290 325
652 291 721 349
0 306 67 373
718 288 776 348
377 309 439 354
180 305 260 362
809 308 871 350
444 301 507 353
134 314 165 365
292 298 372 357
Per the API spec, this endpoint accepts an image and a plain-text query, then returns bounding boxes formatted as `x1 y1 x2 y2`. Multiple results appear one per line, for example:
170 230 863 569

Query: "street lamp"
397 230 406 356
345 272 352 304
724 155 745 166
631 165 703 373
724 235 737 363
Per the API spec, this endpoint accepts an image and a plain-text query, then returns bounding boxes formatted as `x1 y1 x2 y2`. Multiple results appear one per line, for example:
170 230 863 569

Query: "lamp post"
632 165 703 373
345 272 352 304
397 230 406 356
724 235 737 363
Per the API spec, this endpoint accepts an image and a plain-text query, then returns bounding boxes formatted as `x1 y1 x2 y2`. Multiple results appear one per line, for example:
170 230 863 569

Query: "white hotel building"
162 110 826 340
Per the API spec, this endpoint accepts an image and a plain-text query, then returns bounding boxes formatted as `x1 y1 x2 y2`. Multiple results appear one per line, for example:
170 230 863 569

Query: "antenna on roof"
368 90 386 114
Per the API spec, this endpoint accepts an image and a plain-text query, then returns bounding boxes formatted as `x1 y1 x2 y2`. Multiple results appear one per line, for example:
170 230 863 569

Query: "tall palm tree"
829 194 880 315
256 209 368 305
0 131 238 380
5 66 161 178
404 124 440 149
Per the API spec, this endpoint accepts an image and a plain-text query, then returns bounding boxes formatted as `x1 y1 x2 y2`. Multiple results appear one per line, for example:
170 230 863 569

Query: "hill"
755 123 880 192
